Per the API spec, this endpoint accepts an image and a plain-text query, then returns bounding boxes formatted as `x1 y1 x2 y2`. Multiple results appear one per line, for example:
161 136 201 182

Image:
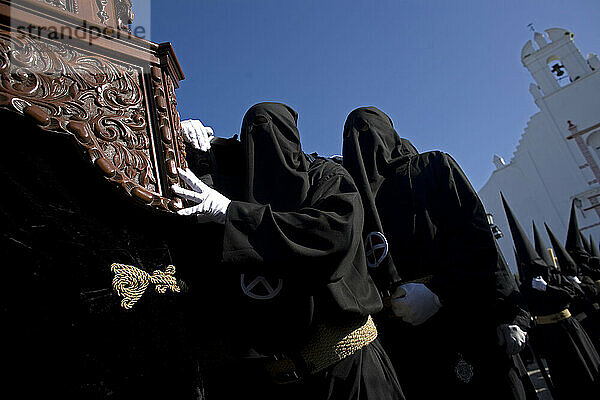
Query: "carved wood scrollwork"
149 66 187 190
38 0 79 14
166 73 187 172
95 0 109 24
0 31 183 212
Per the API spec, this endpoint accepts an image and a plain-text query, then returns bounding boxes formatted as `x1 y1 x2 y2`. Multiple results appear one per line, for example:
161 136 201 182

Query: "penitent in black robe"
521 271 600 399
199 103 403 400
562 203 600 350
503 199 600 399
342 107 531 399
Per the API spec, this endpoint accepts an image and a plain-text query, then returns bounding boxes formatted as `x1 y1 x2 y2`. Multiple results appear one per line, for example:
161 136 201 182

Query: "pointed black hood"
545 222 579 276
533 220 555 267
590 235 600 258
513 246 524 281
580 231 592 254
500 193 549 280
565 199 590 260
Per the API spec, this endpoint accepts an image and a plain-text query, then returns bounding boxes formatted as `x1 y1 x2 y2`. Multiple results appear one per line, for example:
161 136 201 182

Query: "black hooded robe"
198 103 403 400
342 107 530 399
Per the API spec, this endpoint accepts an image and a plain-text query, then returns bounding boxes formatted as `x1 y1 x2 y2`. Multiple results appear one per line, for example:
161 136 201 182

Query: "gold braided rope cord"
299 315 378 374
111 263 181 309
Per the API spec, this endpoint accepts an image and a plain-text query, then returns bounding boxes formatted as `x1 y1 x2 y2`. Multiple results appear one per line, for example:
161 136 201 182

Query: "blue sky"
142 1 600 190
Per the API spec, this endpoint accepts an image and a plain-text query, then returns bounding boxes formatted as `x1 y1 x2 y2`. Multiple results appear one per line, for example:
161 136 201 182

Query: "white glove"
391 283 442 326
531 276 547 292
567 275 582 285
172 168 230 224
181 119 214 151
497 324 527 355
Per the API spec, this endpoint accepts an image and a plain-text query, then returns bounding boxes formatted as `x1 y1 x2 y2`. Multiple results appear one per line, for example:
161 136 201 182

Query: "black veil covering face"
240 103 310 211
341 108 535 400
222 102 383 354
341 107 417 198
185 104 405 399
341 107 416 290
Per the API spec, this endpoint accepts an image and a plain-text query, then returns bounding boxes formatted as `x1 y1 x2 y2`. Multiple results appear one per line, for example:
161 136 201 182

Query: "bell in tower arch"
551 63 566 77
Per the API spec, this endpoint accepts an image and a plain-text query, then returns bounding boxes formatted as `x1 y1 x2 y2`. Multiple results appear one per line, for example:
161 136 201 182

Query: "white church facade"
478 28 600 274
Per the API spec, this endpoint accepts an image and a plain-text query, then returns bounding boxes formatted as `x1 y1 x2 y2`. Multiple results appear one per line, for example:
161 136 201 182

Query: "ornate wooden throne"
0 0 188 211
0 2 223 398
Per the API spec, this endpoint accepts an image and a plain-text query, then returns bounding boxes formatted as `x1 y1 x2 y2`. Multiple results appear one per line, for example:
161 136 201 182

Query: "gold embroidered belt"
299 314 378 375
262 315 378 384
535 309 571 325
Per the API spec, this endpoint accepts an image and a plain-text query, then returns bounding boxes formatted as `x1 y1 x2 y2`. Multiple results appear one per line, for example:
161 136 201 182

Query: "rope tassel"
111 263 181 309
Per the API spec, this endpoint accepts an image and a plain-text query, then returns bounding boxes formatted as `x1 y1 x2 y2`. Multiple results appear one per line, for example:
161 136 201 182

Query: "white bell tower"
521 28 597 98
